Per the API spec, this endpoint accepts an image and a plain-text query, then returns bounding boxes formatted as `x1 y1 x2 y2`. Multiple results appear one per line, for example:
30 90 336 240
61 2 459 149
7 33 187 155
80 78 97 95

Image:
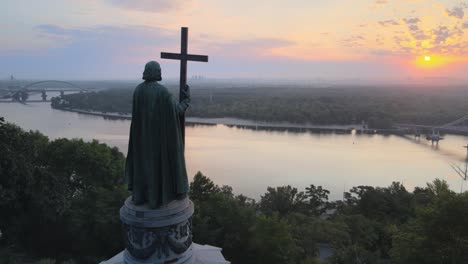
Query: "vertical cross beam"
180 27 188 110
161 27 209 145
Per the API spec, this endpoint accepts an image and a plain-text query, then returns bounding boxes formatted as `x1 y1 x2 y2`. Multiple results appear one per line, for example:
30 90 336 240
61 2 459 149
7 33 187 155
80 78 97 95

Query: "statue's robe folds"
125 81 189 208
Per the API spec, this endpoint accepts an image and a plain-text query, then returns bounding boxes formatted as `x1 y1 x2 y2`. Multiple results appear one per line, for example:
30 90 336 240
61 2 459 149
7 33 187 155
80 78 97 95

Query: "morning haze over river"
2 90 467 200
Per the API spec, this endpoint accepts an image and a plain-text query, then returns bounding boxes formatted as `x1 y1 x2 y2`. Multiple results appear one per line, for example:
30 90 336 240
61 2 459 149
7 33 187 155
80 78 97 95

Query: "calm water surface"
2 100 467 200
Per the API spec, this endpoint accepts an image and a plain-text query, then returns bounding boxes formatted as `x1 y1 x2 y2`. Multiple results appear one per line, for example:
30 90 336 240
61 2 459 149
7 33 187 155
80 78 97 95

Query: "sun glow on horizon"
412 55 453 70
4 0 468 80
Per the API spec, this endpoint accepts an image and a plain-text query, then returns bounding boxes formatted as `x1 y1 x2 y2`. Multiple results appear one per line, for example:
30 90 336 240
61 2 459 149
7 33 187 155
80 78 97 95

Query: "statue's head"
142 61 162 81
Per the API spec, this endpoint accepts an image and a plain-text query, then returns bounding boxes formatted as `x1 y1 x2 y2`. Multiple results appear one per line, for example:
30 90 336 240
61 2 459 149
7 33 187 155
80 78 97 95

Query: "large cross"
161 27 208 144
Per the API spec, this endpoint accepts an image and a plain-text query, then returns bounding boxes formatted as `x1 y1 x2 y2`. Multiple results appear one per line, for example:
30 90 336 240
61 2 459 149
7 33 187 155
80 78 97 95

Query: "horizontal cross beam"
161 52 208 62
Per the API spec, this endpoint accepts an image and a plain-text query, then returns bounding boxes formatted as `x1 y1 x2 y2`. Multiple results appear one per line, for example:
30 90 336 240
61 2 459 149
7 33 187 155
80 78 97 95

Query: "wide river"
2 100 468 200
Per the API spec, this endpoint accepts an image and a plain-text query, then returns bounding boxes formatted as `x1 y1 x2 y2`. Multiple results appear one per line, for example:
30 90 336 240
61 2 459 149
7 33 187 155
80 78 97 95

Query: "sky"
2 0 468 82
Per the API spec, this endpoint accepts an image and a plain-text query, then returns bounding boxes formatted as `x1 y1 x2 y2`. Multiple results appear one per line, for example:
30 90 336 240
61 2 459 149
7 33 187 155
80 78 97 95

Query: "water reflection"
400 134 467 162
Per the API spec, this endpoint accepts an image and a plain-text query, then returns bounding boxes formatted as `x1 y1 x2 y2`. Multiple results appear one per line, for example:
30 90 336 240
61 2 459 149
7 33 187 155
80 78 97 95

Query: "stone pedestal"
120 197 194 264
101 244 230 264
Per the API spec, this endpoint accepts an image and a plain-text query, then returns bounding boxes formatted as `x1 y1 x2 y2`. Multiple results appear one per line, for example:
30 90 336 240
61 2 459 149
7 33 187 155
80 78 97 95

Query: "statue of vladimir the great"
125 61 190 208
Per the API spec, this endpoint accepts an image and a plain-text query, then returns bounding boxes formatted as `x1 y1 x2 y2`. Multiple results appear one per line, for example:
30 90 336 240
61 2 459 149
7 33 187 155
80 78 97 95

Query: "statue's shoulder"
134 81 163 90
153 82 167 88
134 82 146 93
154 83 171 96
134 81 171 96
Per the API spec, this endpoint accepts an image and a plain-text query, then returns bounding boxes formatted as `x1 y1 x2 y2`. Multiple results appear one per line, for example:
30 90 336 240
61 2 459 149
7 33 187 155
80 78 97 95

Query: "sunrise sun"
424 55 431 62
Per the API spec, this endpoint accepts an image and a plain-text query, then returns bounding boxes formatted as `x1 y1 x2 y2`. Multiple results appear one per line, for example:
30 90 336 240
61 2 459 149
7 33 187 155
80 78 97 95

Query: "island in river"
50 83 468 130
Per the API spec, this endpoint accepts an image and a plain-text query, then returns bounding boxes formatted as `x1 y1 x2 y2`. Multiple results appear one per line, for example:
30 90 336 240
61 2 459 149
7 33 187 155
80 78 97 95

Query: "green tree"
248 215 299 264
260 185 308 217
305 184 331 215
328 215 385 264
342 183 413 224
190 171 220 201
0 122 49 245
391 180 468 264
0 120 127 263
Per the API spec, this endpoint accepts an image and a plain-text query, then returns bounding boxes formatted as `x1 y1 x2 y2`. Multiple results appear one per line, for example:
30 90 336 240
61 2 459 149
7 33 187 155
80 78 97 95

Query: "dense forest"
1 117 467 263
52 85 468 129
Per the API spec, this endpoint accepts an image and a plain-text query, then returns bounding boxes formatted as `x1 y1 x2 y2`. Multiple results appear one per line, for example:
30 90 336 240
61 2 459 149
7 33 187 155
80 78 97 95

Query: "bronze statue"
125 61 190 208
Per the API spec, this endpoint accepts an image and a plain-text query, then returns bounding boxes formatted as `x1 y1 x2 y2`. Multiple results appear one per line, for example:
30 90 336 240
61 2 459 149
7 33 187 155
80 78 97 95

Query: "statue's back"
125 80 188 209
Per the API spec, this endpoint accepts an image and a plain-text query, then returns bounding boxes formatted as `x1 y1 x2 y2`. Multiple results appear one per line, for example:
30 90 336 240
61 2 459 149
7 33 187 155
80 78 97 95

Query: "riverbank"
54 107 381 134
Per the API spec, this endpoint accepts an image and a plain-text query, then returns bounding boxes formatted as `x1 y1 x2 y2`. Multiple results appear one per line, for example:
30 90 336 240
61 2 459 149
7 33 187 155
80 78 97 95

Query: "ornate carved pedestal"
120 197 194 264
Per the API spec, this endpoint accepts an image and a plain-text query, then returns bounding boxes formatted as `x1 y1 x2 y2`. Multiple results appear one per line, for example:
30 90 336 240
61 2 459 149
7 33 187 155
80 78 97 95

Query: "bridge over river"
395 115 468 141
0 80 88 102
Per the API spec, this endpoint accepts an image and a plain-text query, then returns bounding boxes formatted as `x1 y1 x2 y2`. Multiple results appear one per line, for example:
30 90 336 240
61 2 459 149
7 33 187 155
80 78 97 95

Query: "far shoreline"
54 107 385 134
50 106 468 136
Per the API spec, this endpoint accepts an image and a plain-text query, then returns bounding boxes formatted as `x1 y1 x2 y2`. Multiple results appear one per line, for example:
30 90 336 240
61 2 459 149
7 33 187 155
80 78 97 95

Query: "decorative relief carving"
123 217 192 260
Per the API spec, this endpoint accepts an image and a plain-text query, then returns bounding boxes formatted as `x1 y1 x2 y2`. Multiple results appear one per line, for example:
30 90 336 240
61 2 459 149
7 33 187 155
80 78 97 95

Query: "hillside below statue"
125 61 190 208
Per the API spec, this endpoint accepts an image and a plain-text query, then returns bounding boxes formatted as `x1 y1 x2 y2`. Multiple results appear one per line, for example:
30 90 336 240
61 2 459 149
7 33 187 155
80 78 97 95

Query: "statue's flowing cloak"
125 81 188 208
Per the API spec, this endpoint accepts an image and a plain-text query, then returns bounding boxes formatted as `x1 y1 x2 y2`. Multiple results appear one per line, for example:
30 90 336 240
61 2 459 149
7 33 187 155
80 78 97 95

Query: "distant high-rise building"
8 75 20 89
191 75 206 80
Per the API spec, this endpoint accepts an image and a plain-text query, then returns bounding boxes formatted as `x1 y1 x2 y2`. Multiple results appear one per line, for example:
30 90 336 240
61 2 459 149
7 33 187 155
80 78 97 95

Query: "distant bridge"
22 80 80 89
395 115 468 137
1 80 88 102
